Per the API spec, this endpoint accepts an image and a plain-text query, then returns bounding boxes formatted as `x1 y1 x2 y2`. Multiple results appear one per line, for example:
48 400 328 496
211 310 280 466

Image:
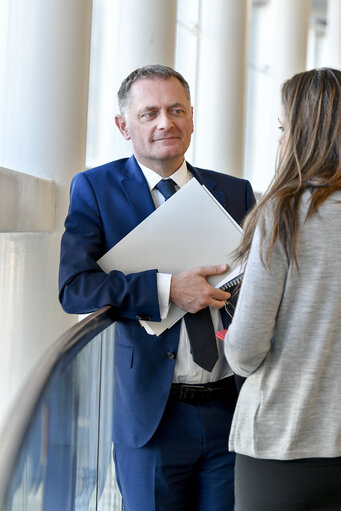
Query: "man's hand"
170 264 231 314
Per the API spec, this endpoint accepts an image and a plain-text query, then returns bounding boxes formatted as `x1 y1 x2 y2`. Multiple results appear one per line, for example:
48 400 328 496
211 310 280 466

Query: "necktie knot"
155 179 177 201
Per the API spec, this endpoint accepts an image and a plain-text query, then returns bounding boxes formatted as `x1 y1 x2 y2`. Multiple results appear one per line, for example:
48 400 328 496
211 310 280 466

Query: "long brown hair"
237 67 341 269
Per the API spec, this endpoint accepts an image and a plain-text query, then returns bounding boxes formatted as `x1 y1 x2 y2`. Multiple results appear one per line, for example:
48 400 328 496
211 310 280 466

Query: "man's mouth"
153 136 179 142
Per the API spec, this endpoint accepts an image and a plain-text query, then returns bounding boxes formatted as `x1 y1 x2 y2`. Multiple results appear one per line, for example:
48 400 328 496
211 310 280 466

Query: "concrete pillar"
325 0 341 68
193 0 251 177
86 0 177 167
0 0 92 428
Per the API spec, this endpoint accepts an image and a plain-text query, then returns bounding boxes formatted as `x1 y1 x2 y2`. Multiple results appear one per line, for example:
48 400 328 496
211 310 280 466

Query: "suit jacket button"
167 352 175 360
136 314 152 321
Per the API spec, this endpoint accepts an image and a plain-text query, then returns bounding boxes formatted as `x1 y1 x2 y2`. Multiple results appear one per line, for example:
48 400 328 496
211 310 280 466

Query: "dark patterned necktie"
155 178 219 372
155 178 178 200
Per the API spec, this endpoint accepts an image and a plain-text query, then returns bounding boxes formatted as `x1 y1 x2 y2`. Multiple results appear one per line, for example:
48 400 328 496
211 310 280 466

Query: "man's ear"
115 115 131 140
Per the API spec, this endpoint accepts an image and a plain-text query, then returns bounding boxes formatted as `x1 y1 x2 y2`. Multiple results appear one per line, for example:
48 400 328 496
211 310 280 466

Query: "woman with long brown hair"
225 68 341 510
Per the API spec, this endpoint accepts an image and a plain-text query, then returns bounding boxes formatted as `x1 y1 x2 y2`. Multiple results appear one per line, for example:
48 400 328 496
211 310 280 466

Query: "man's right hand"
169 264 231 314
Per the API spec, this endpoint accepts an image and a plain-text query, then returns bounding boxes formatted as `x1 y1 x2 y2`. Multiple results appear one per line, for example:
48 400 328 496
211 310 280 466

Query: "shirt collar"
137 160 192 191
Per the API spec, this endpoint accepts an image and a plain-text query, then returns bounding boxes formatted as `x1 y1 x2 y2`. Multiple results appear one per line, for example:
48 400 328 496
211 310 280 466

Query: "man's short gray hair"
117 64 191 114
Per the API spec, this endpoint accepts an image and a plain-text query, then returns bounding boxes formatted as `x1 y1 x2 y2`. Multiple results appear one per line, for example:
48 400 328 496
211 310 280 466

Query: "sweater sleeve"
225 224 288 376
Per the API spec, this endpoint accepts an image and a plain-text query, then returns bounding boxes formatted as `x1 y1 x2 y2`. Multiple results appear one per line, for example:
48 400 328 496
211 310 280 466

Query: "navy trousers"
114 384 237 511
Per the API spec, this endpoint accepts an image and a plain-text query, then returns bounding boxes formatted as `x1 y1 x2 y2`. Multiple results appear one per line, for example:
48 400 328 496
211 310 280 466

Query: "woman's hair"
237 67 341 269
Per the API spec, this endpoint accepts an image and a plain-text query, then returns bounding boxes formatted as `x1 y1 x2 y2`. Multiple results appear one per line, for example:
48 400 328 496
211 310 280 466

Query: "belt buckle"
179 384 207 402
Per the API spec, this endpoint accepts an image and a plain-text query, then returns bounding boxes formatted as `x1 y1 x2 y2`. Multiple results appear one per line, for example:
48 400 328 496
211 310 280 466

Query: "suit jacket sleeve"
59 171 161 320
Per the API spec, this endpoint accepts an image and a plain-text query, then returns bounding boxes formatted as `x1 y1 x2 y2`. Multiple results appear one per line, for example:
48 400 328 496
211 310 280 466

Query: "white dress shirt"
138 159 233 383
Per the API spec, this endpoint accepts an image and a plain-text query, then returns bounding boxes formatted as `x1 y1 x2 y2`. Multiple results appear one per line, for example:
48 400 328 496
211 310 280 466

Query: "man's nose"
157 111 174 129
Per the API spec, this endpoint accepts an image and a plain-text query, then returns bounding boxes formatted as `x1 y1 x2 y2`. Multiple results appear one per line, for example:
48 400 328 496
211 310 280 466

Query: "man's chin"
155 144 186 159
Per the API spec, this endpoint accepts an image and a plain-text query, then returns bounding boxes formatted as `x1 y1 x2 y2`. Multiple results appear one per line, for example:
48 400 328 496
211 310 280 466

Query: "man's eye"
142 112 156 119
171 109 183 115
278 125 284 132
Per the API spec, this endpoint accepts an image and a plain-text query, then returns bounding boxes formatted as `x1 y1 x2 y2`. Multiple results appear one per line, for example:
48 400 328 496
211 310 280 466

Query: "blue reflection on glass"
4 323 122 511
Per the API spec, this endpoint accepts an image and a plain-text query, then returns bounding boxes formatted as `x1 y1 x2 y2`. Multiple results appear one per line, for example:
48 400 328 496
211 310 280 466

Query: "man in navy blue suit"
59 65 255 510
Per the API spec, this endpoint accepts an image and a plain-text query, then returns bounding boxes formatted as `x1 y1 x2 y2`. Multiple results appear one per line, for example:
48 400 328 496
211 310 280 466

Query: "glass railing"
0 306 123 511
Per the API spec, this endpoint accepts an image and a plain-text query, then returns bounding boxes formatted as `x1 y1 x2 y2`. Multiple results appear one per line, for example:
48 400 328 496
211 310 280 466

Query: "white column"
325 0 341 68
0 0 92 428
86 0 177 167
271 0 311 84
270 0 311 127
256 0 311 191
243 0 274 193
193 0 251 177
174 1 201 164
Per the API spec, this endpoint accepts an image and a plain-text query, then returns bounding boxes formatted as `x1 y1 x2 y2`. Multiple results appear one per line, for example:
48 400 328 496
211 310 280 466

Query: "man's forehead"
129 76 187 100
122 76 190 117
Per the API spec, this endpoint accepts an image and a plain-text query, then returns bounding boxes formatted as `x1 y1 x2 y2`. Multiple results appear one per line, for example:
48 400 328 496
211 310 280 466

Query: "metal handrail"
0 305 116 503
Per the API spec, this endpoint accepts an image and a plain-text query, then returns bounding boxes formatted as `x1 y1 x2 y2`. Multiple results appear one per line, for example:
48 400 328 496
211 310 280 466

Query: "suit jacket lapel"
188 163 226 208
121 156 156 223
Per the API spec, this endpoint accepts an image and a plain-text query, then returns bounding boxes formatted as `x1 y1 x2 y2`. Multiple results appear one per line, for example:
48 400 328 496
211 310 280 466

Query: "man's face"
115 77 194 176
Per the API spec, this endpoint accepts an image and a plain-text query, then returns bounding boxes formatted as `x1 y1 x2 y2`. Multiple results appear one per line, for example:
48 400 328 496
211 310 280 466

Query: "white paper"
97 178 243 335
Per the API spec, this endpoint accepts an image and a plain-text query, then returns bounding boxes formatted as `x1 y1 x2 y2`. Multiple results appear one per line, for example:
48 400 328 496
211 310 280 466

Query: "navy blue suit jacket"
59 156 255 447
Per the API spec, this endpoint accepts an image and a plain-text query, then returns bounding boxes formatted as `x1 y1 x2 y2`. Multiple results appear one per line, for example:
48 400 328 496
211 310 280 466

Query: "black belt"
170 377 233 404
